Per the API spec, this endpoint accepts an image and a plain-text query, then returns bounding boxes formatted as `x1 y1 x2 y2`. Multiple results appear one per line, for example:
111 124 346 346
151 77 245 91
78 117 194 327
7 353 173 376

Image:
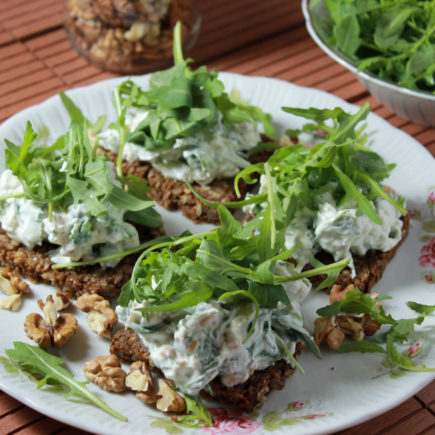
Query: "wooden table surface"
0 1 434 434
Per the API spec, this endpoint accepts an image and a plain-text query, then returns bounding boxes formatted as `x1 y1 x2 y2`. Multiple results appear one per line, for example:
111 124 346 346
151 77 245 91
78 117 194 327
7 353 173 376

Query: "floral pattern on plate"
147 401 330 434
412 189 435 283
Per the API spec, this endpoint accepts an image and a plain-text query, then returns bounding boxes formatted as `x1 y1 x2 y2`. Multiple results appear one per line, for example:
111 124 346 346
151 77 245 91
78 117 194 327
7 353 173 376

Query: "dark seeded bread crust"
0 226 163 300
308 213 410 293
111 327 297 411
104 149 271 224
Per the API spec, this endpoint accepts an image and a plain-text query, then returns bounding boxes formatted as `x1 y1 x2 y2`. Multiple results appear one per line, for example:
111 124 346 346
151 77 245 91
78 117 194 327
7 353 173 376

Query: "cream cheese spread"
98 110 261 185
116 275 311 395
249 175 403 276
0 169 139 267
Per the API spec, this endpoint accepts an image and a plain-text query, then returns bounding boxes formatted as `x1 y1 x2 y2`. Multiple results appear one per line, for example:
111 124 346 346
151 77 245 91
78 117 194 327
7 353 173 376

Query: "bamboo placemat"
0 1 434 434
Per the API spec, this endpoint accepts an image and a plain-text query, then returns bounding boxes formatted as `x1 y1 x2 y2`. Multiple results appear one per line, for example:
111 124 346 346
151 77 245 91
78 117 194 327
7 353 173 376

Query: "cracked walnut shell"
84 354 127 392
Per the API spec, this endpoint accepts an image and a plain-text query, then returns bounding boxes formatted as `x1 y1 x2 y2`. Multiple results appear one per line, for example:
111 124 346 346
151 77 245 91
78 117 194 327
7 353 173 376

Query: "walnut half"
24 300 78 347
76 294 117 338
84 355 127 393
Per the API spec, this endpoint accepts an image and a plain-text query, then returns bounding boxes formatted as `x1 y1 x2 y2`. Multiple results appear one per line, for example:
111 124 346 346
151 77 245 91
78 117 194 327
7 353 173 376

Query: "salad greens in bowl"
302 0 435 126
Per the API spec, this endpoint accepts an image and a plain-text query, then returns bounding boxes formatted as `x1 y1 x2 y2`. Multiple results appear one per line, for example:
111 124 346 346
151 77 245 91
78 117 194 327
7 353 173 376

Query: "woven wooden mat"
0 0 434 433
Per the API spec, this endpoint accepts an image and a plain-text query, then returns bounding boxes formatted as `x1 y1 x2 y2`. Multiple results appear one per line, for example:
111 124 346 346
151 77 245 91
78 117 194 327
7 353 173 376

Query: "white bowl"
302 0 435 127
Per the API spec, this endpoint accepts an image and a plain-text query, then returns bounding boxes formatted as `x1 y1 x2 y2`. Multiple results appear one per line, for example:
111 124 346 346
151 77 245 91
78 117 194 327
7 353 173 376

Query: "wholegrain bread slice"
104 148 271 225
308 214 410 293
0 226 163 301
110 327 297 412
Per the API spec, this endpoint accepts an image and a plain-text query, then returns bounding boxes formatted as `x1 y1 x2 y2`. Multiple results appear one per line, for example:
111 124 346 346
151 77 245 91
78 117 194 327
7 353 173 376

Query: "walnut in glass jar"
64 0 200 74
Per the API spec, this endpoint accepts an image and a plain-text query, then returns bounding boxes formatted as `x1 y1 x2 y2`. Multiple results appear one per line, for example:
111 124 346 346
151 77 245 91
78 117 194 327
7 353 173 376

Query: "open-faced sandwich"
93 23 275 224
192 103 409 293
110 205 347 413
0 119 163 300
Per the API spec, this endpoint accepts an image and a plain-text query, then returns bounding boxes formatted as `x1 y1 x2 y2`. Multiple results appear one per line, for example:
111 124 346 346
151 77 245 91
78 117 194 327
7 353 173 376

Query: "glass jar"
64 0 201 74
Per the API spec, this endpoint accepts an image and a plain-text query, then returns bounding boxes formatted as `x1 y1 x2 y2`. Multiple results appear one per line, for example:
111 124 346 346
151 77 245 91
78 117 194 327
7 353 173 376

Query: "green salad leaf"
187 103 405 278
4 342 127 421
232 103 405 225
113 22 274 152
119 205 346 361
3 119 161 229
310 0 435 93
175 393 213 428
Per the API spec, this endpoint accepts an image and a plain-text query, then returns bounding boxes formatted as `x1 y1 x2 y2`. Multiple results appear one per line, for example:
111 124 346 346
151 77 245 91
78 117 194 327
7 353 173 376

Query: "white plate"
0 73 434 435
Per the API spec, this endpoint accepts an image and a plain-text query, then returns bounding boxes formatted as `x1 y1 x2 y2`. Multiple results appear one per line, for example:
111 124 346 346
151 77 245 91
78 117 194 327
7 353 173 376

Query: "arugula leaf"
136 286 214 312
311 0 435 93
175 394 213 427
385 336 435 372
275 334 305 374
5 342 126 421
333 164 381 224
337 340 386 354
248 281 290 308
407 301 435 316
3 120 160 232
114 23 274 153
59 91 106 134
334 13 361 56
218 290 259 343
316 289 394 325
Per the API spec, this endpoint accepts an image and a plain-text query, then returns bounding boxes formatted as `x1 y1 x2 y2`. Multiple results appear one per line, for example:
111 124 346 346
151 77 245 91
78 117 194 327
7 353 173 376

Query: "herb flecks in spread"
98 22 274 185
0 119 161 267
227 103 406 276
116 206 348 396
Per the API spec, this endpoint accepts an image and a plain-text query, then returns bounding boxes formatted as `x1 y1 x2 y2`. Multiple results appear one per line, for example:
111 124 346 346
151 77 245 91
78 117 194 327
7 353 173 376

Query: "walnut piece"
315 288 382 350
25 313 52 347
76 294 117 338
52 314 78 346
84 355 126 392
156 379 186 413
126 361 157 404
363 313 381 336
336 315 365 341
49 293 71 311
329 284 355 303
24 301 78 348
0 268 30 295
314 317 345 350
326 327 345 350
0 294 23 311
0 275 16 296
